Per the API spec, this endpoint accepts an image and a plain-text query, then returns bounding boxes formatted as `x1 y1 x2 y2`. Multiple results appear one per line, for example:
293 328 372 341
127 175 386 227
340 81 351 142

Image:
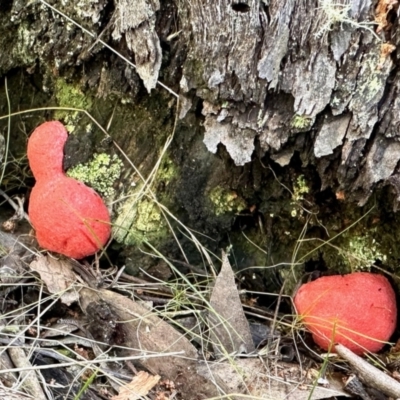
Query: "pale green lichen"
113 193 168 246
135 199 163 232
14 22 36 66
291 175 310 217
67 153 122 198
339 232 386 272
291 114 312 131
112 156 177 246
357 58 385 103
292 175 309 202
54 78 93 124
157 157 178 183
209 187 247 216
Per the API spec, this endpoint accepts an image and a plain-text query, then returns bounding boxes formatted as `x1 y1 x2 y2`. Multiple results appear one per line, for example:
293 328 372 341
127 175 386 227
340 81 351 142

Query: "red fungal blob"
294 272 397 354
28 121 111 259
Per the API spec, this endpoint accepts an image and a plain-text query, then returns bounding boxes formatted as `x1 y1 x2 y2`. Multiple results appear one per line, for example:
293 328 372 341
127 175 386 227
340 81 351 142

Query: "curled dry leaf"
112 371 160 400
30 255 79 305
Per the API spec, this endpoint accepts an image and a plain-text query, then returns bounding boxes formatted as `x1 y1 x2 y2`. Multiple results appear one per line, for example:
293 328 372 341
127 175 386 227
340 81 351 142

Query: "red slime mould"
28 121 111 259
294 272 397 354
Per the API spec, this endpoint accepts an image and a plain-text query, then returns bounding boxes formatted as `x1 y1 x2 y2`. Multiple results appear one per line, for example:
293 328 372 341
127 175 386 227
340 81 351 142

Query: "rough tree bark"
1 0 400 292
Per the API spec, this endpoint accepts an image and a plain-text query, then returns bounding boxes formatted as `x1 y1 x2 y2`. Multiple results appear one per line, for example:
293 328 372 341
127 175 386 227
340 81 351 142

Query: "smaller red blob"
28 121 111 259
294 272 397 354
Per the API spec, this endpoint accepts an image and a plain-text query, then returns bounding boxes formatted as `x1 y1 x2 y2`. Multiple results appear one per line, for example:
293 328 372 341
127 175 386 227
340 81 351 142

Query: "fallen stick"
335 343 400 399
8 347 47 400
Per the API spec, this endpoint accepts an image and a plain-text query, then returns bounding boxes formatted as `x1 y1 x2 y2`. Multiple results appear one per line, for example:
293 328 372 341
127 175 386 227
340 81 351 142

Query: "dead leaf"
79 288 226 399
30 255 79 305
112 371 160 400
74 344 90 360
208 251 255 357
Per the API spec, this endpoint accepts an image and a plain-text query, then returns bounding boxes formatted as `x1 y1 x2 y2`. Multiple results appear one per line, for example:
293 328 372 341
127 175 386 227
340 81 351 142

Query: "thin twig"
335 343 400 399
0 189 30 222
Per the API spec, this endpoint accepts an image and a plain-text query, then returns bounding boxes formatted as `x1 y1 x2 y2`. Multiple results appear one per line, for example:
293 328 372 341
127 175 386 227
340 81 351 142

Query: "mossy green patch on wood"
54 78 93 124
66 153 123 198
290 174 310 217
112 154 178 246
292 175 309 201
135 199 164 233
113 191 169 246
290 114 313 131
157 157 178 183
209 186 247 216
340 231 385 271
296 227 385 274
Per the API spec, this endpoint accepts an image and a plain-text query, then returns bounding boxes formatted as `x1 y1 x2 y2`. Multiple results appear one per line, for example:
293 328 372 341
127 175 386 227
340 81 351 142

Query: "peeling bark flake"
203 115 256 166
314 114 351 158
112 0 161 92
355 139 400 206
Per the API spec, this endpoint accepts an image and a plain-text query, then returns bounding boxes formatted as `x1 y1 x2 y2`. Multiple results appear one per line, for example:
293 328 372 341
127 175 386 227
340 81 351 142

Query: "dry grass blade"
0 386 32 400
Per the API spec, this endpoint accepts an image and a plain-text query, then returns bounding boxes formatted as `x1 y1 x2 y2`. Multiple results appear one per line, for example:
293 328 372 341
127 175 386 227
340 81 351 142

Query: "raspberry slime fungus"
28 121 111 259
294 272 397 354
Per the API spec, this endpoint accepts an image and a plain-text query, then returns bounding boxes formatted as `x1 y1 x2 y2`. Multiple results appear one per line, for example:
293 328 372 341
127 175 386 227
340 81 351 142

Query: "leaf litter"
30 255 79 306
0 216 393 400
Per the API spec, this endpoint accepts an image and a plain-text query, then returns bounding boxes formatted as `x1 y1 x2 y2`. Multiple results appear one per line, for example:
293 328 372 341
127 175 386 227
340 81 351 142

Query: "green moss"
209 186 247 216
290 114 312 131
292 217 387 275
135 199 164 233
111 154 178 246
316 234 384 274
54 78 93 124
110 139 177 246
66 153 122 198
290 175 310 217
113 193 169 246
278 222 388 295
157 157 178 183
341 235 387 272
292 175 309 201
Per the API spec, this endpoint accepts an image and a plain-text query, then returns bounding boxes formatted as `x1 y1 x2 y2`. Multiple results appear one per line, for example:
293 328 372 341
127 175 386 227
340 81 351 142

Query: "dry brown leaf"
79 288 225 399
112 371 160 400
30 255 79 305
74 344 90 360
208 251 255 357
